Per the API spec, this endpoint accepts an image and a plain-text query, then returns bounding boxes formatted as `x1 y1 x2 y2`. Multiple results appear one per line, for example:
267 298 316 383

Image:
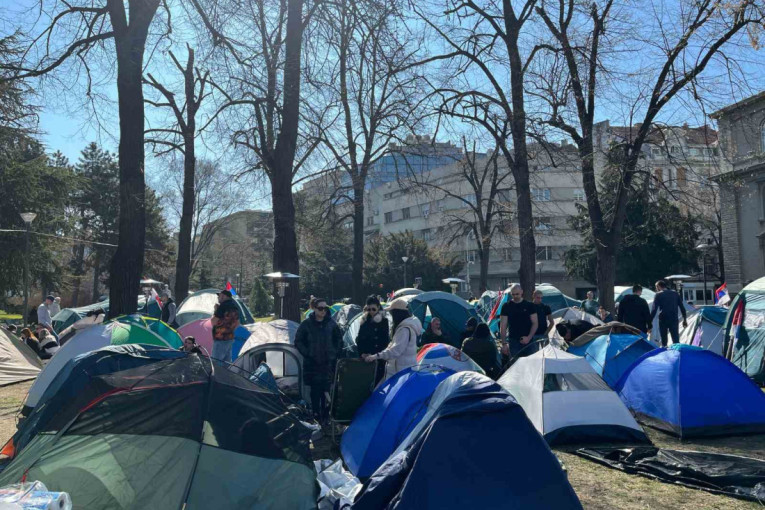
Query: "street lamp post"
20 213 37 327
696 243 712 305
401 256 409 288
264 272 300 319
329 266 335 304
536 261 543 285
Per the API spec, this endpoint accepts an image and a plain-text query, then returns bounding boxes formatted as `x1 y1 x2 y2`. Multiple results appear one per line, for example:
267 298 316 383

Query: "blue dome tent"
722 277 765 383
615 345 765 438
408 291 479 348
340 365 454 479
352 372 583 510
568 333 656 388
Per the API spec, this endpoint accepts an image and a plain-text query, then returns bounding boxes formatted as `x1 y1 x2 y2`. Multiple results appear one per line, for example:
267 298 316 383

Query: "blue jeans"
211 339 234 363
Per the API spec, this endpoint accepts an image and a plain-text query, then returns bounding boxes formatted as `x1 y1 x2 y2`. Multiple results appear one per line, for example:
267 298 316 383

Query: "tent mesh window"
543 373 611 392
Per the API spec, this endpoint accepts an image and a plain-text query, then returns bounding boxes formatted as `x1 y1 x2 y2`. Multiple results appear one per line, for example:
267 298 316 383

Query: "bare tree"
143 44 211 303
2 0 169 316
413 0 542 298
309 0 423 304
407 140 513 292
534 0 763 309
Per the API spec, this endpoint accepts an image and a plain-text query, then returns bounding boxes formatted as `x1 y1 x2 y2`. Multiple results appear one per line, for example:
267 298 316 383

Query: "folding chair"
328 357 379 443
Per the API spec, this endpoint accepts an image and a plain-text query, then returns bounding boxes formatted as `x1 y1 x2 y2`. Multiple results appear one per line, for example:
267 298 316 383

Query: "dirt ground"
1 380 762 509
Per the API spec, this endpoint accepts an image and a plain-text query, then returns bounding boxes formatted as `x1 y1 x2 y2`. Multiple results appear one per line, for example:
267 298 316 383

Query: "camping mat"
575 446 765 503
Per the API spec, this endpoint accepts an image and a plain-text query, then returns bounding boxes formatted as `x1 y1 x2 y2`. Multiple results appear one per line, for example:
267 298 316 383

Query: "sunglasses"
365 307 379 313
315 306 329 312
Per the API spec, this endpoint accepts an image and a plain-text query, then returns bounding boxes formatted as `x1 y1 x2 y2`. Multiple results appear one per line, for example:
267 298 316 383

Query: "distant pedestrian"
461 323 502 380
363 298 422 382
598 306 614 323
651 280 687 346
420 316 446 347
160 290 179 328
532 289 554 341
582 291 599 316
355 296 390 384
617 285 652 334
210 289 240 362
36 296 54 328
500 284 538 359
49 297 61 317
296 298 343 422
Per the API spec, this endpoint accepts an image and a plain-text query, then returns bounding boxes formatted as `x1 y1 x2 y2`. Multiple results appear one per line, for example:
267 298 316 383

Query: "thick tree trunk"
271 172 300 321
175 135 195 303
595 241 617 312
479 237 491 293
91 253 100 302
108 9 157 317
352 181 365 304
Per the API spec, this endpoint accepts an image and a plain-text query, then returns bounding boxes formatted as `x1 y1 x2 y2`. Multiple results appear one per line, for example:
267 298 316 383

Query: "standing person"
295 298 343 423
36 296 54 328
617 285 652 334
651 280 687 347
210 289 241 362
582 291 599 316
532 289 554 353
420 317 447 347
49 297 61 317
362 298 422 382
160 290 179 328
355 296 390 384
461 323 502 380
459 317 478 345
499 285 538 359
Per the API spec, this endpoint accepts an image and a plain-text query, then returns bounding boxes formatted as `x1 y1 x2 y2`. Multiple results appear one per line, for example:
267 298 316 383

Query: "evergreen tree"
249 278 274 318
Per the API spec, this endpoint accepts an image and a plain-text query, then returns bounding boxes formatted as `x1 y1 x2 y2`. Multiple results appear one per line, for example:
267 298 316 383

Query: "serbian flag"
149 288 161 307
714 283 730 306
729 298 745 357
226 281 238 296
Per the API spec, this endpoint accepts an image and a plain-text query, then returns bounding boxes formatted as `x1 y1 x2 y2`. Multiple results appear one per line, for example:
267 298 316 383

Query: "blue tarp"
568 334 656 388
352 372 583 510
615 346 765 438
696 306 727 326
340 365 454 479
408 292 479 349
230 326 253 360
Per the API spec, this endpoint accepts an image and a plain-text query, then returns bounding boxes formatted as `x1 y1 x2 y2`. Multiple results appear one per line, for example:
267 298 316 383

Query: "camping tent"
408 291 479 348
615 286 656 304
567 333 656 388
175 289 255 327
489 285 578 336
497 345 648 445
391 288 423 300
548 308 603 346
723 277 765 383
416 343 485 374
0 345 317 509
232 320 305 401
0 329 42 386
679 306 727 355
51 300 109 333
22 315 182 415
353 371 583 509
333 304 362 331
58 314 106 346
340 365 454 479
615 345 765 438
476 290 499 321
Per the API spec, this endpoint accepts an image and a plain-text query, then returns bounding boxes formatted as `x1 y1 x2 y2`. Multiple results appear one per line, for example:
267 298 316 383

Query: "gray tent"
0 329 42 386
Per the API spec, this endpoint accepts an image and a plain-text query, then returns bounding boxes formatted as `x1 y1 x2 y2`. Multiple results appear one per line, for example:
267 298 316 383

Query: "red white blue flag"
714 283 729 306
226 281 238 296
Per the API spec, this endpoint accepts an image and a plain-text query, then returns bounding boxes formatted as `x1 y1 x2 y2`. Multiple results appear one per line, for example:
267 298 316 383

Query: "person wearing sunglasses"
356 295 390 384
295 298 343 423
362 298 422 382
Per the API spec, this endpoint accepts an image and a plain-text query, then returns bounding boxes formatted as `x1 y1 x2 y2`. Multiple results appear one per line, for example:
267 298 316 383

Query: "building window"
344 221 353 230
573 189 585 201
467 250 477 263
651 147 661 157
421 203 431 218
677 167 686 187
384 212 393 224
532 188 551 201
463 194 477 207
402 207 410 220
437 199 446 211
502 247 512 261
535 217 553 231
367 216 374 226
422 228 432 241
535 246 553 261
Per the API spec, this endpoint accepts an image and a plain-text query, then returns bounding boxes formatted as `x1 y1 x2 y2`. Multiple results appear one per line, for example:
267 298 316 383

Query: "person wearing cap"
295 298 343 423
37 296 54 328
210 289 240 362
459 316 478 346
363 298 422 382
160 290 179 328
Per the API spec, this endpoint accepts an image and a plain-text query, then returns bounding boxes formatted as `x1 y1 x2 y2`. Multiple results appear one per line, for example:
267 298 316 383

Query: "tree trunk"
352 180 365 304
271 171 300 321
479 237 491 293
107 10 156 318
595 241 617 312
92 253 100 302
175 134 195 303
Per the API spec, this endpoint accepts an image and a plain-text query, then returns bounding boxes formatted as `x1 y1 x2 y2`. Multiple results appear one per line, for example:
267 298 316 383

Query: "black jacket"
295 315 343 387
356 316 390 356
461 335 502 380
651 289 687 323
617 294 651 332
161 298 179 328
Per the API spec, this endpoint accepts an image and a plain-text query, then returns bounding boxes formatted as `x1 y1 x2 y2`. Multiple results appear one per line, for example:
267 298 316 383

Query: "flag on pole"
226 281 238 297
150 288 161 307
488 290 504 322
729 298 744 356
714 283 730 306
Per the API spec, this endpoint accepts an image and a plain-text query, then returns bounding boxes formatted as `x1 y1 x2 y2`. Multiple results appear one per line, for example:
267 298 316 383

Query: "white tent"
497 345 648 445
0 329 42 386
232 320 306 400
678 308 726 355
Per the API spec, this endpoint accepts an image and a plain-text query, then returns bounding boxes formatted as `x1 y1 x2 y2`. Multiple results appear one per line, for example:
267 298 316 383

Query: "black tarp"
576 446 765 503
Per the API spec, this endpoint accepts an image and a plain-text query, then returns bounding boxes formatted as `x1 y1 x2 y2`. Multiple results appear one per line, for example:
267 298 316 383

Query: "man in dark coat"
617 285 651 334
295 298 343 422
461 323 502 380
651 280 687 346
355 296 390 384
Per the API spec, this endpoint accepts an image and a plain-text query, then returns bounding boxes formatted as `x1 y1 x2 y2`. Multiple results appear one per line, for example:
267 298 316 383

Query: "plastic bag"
314 459 362 509
0 481 72 510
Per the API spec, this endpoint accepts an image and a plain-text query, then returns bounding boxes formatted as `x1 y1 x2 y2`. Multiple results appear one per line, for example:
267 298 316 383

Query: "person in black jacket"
420 317 447 347
160 290 179 328
651 280 687 347
461 323 502 380
355 296 390 384
295 298 343 422
459 317 478 344
617 285 652 334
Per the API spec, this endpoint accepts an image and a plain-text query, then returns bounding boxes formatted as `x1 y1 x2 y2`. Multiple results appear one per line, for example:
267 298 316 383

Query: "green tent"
51 301 110 334
723 277 765 384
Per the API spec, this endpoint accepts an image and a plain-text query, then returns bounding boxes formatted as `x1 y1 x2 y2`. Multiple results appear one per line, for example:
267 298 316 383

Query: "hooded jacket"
377 316 422 381
295 314 343 387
